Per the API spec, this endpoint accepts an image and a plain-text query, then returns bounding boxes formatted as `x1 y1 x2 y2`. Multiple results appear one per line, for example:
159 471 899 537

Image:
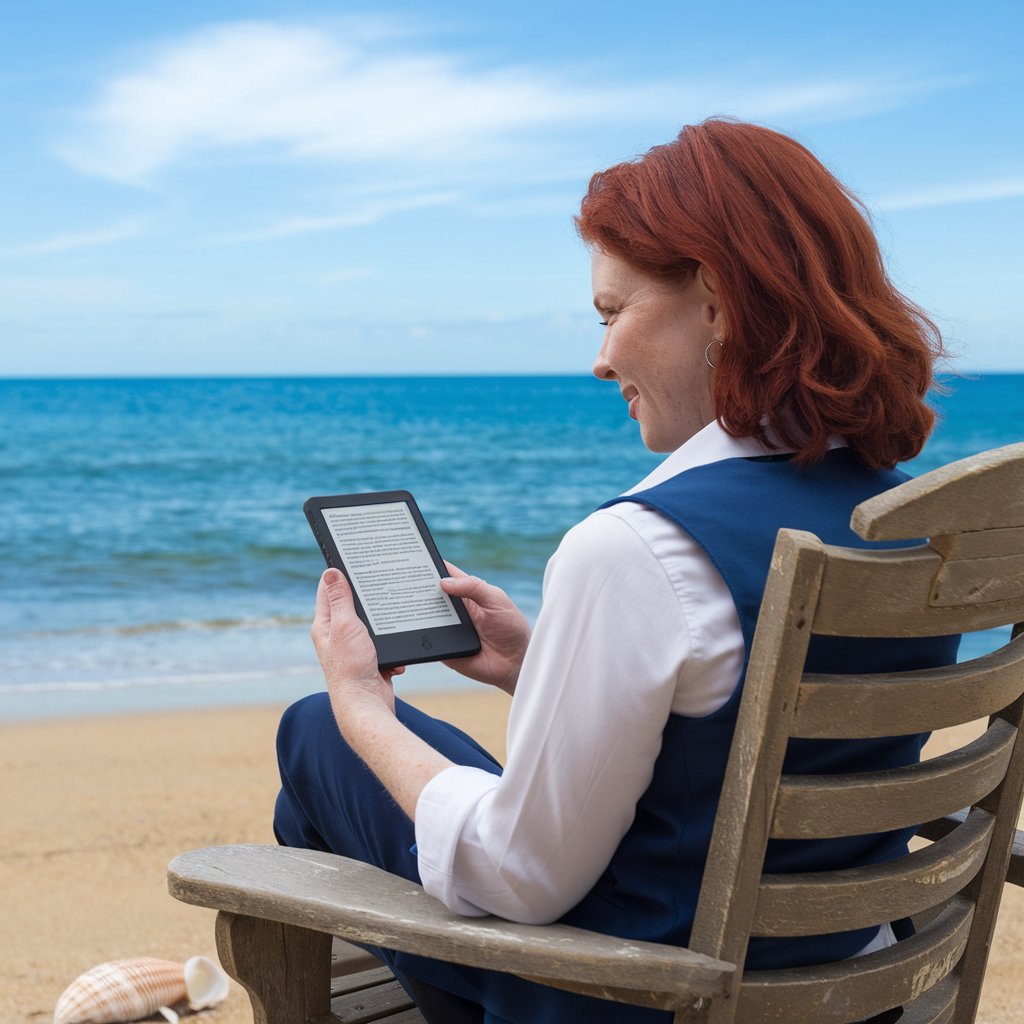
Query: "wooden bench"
170 442 1024 1023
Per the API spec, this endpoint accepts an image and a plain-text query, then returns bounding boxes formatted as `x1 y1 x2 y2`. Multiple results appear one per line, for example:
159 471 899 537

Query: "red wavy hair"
576 118 943 469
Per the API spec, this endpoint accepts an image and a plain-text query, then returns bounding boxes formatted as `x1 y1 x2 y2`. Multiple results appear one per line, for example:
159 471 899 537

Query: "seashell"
183 955 231 1011
53 955 230 1024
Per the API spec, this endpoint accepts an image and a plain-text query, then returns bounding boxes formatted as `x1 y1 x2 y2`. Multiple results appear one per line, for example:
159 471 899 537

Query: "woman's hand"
310 568 452 821
439 563 531 695
311 569 404 729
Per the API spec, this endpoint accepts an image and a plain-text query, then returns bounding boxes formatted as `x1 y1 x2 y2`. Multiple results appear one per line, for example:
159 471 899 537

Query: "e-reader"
303 490 481 670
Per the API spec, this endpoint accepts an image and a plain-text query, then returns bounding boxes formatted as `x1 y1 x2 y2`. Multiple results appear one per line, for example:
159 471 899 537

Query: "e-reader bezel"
303 489 480 670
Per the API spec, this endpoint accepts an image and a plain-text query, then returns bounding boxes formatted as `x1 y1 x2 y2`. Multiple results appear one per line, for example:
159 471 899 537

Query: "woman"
274 118 956 1024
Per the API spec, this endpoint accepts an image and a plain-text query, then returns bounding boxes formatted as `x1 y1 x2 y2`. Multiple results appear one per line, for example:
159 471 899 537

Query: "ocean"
1 374 1021 719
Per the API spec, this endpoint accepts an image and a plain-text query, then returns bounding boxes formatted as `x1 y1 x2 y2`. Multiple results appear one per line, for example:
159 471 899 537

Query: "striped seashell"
53 956 229 1024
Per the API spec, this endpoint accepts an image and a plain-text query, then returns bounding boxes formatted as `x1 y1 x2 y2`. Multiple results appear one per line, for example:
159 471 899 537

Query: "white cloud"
1 218 145 257
875 176 1024 210
58 21 625 182
219 189 460 241
58 20 961 185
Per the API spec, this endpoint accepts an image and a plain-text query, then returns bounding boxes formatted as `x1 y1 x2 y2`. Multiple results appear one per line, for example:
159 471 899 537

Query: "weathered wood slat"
752 808 993 936
771 720 1016 839
341 1012 423 1024
311 1008 426 1024
791 635 1024 738
331 966 400 997
312 1008 424 1024
850 443 1024 541
940 693 1024 1018
689 532 825 975
737 897 973 1023
898 972 959 1024
328 978 416 1023
327 940 419 1021
931 526 1024 561
930 553 1024 607
917 812 1024 888
168 845 733 1005
331 938 383 980
812 545 1024 636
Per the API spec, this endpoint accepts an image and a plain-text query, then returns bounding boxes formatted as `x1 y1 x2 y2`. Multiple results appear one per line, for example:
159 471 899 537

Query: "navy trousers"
274 692 515 1023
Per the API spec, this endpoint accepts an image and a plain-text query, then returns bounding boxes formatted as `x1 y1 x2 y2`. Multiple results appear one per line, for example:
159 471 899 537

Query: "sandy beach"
2 691 1021 1024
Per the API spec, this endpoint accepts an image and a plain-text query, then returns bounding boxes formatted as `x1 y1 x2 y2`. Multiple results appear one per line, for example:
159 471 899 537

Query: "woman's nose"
592 340 614 381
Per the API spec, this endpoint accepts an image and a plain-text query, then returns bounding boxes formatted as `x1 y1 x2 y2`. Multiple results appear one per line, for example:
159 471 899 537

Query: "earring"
704 340 723 369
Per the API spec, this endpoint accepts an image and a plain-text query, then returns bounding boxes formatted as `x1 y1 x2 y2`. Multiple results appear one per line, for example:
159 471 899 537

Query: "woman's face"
591 250 723 453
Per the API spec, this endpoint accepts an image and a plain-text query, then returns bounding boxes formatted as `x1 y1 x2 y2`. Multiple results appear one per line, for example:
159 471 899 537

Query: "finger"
322 568 355 612
440 573 500 605
313 571 333 633
321 569 380 656
443 560 469 578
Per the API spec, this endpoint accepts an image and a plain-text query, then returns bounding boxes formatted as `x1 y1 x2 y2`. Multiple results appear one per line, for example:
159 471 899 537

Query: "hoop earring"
704 340 723 369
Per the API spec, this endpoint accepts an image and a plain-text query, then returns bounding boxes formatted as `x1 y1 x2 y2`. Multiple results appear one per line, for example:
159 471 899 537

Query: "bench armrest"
168 845 732 1010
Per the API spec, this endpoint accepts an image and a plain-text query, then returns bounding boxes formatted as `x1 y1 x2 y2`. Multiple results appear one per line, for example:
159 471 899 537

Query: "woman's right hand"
439 563 531 696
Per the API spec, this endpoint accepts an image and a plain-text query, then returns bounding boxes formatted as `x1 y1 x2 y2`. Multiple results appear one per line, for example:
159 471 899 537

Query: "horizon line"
1 368 1022 383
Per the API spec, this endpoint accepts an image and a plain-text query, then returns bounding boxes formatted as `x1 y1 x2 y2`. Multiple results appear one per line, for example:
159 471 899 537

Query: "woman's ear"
696 265 726 333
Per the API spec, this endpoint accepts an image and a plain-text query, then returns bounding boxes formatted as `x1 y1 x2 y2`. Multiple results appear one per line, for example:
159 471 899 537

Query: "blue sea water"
0 374 1021 719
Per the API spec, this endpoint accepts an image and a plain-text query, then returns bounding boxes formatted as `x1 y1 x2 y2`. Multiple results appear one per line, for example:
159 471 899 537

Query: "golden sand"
1 691 1019 1024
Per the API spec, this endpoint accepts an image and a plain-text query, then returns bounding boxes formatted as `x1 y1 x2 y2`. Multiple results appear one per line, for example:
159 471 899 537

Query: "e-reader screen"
321 501 460 635
304 491 480 669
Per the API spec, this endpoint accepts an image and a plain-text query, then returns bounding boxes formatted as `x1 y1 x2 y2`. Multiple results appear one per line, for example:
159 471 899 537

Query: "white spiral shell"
53 955 230 1024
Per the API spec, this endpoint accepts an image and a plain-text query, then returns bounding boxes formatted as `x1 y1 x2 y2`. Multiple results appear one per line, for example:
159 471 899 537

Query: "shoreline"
2 625 1011 725
3 692 1021 1024
0 659 470 723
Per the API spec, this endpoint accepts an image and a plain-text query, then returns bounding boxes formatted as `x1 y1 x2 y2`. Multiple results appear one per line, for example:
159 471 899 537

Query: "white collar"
625 419 846 495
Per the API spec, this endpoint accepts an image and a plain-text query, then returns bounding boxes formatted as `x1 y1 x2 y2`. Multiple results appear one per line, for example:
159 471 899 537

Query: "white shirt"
414 420 893 954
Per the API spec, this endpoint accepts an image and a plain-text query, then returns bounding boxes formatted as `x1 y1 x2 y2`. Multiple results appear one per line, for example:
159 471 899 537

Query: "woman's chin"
638 424 673 453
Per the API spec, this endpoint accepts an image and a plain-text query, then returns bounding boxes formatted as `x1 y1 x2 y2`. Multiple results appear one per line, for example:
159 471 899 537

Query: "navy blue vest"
420 449 959 1024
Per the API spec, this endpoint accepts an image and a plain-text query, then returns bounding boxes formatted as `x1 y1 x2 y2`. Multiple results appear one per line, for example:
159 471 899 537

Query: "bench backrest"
689 442 1024 1024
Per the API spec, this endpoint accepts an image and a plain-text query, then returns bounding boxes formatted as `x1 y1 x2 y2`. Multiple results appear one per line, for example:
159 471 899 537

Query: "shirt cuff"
415 763 501 916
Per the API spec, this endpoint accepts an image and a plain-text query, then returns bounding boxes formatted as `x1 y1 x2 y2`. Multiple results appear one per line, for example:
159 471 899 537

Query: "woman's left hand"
311 568 404 727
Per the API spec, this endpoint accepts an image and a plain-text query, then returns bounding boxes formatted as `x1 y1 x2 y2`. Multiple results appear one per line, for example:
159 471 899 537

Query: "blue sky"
2 1 1022 376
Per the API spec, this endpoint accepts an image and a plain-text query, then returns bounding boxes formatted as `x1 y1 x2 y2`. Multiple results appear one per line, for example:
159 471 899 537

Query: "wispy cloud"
305 267 374 285
0 274 134 306
1 218 145 257
740 73 970 123
875 176 1024 210
58 20 961 185
58 20 623 182
219 190 460 241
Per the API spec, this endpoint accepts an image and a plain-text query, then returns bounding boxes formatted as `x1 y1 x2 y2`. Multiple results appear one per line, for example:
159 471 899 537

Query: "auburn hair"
576 118 943 469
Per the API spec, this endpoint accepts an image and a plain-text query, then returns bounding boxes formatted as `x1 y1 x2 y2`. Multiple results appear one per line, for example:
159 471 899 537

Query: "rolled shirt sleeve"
414 509 693 923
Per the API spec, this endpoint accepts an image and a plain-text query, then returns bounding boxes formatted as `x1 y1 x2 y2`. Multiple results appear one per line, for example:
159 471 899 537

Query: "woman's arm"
414 511 692 922
311 569 453 818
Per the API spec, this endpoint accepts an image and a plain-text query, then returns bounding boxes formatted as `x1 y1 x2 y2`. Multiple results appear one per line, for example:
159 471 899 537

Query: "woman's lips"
623 389 639 420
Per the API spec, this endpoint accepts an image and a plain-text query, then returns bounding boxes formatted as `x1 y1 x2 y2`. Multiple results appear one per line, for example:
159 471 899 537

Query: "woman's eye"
598 320 609 327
